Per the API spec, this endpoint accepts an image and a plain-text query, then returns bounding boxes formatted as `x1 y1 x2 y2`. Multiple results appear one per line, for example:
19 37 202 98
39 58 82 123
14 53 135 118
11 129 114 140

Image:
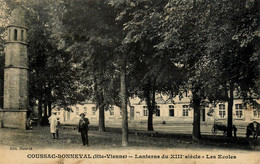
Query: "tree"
109 0 183 132
204 0 259 137
49 0 131 145
160 0 259 141
26 1 70 125
159 0 212 141
51 0 123 132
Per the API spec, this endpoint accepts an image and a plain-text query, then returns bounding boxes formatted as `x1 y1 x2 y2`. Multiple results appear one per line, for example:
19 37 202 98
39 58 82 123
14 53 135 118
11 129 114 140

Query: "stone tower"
0 7 29 129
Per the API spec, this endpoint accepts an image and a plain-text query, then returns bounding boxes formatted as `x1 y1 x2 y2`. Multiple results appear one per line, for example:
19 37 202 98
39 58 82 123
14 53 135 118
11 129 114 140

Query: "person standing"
48 111 58 139
26 112 33 130
78 113 90 146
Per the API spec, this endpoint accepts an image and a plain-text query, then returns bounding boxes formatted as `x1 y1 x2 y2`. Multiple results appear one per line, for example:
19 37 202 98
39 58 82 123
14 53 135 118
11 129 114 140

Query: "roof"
9 7 27 28
155 96 167 104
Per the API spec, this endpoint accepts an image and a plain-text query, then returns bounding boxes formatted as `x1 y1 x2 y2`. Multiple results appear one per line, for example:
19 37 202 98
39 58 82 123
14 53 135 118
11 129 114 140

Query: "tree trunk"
93 74 106 132
148 109 154 131
37 98 43 127
145 84 154 131
44 102 47 118
48 101 52 117
227 82 234 138
192 92 201 141
98 90 106 132
121 56 128 147
150 84 156 131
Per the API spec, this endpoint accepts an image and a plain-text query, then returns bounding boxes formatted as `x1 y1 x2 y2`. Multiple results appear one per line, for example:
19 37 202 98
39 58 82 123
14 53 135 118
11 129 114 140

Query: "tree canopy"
0 0 258 144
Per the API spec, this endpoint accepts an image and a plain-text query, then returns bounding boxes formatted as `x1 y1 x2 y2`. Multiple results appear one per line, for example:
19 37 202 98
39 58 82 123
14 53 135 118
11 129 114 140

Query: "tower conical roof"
9 7 26 28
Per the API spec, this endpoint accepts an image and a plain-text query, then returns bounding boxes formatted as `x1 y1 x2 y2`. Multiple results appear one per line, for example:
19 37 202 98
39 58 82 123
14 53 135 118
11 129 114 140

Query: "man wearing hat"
246 121 260 139
78 113 90 146
48 111 59 139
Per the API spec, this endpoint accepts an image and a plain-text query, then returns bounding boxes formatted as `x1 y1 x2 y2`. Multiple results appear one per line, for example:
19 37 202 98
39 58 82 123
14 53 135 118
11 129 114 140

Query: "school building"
56 93 260 126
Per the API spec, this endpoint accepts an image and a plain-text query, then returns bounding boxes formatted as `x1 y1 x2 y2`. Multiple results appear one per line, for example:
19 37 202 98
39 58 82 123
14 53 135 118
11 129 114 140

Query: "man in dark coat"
246 121 260 139
78 113 90 146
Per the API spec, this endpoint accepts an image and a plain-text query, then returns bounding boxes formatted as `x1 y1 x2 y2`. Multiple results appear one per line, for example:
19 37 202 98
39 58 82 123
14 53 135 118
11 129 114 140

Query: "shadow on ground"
0 125 259 151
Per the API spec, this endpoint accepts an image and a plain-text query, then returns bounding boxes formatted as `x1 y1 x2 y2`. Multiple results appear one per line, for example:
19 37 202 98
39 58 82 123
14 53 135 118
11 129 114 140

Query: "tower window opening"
9 29 11 41
14 29 18 41
21 30 24 41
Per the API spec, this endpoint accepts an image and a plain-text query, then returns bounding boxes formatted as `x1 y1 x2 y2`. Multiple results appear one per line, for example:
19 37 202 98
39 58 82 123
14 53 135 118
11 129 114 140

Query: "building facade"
57 94 260 126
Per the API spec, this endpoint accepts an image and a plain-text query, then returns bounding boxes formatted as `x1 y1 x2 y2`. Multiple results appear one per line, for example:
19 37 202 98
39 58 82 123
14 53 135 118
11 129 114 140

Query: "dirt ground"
0 125 259 151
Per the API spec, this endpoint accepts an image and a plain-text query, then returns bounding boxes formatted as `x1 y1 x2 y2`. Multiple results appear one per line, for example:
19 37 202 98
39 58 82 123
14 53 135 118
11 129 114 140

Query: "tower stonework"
0 7 29 129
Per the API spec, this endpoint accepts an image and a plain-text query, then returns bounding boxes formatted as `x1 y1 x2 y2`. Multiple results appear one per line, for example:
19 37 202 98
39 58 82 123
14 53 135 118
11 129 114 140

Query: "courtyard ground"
0 124 259 150
0 124 259 164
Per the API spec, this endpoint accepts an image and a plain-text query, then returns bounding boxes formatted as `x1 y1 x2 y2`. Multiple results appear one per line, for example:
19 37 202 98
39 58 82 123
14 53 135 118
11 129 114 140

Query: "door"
130 106 135 120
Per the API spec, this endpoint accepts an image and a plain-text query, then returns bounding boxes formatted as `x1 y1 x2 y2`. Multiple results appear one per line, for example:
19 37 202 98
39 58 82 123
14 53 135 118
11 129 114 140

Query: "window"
253 102 260 118
169 105 174 117
8 29 11 41
185 90 188 97
254 110 260 118
58 112 60 115
21 30 24 41
109 107 114 115
182 105 189 117
75 107 79 115
67 112 70 120
219 104 226 118
155 109 160 116
155 106 160 116
130 106 135 111
14 29 17 41
92 107 96 115
130 106 134 117
235 104 243 118
84 107 87 115
143 106 148 116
